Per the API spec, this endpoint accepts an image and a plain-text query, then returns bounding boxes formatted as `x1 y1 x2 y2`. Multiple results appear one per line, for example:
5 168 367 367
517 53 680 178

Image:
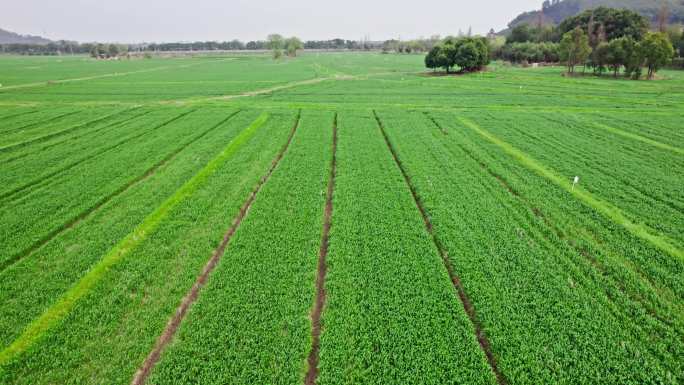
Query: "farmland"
0 53 682 385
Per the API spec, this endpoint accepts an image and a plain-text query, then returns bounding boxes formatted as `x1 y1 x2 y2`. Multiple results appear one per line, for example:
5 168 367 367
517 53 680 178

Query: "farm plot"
0 53 682 385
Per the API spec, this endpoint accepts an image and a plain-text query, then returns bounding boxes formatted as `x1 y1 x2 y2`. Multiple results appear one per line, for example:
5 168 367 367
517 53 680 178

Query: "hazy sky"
3 0 543 43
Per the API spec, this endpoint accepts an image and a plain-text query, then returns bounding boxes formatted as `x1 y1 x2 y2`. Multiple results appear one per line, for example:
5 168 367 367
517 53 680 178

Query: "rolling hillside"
508 0 684 29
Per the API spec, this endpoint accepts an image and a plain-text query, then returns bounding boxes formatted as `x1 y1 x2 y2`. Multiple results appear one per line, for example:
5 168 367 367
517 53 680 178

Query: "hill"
0 28 52 44
508 0 684 29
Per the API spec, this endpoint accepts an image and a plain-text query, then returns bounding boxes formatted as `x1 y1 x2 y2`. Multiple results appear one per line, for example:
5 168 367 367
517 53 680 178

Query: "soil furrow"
130 110 302 385
373 110 507 385
423 111 448 135
0 110 241 275
0 109 196 202
304 113 337 385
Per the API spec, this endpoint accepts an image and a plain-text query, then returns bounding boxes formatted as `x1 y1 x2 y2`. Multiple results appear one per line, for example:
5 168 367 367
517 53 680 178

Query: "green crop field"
0 52 682 385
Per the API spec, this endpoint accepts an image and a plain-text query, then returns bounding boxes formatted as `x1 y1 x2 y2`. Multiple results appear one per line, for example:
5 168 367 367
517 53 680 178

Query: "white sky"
3 0 543 43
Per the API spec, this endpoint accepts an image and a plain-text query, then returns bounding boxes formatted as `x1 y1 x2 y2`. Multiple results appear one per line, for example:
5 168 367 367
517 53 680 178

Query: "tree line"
0 37 390 56
424 37 490 73
493 6 682 79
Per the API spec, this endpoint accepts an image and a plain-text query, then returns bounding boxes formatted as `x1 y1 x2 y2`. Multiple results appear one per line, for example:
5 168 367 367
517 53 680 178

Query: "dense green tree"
639 32 675 79
424 37 489 73
620 37 643 79
508 24 534 44
285 37 303 57
604 38 626 77
89 45 100 58
499 42 560 63
454 37 490 71
425 45 442 70
108 44 120 58
559 27 592 74
559 7 649 42
267 34 284 59
592 42 610 75
507 23 559 44
454 42 481 71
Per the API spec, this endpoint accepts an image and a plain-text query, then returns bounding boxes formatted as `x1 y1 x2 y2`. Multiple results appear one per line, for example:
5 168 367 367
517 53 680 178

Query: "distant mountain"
0 28 52 44
507 0 684 30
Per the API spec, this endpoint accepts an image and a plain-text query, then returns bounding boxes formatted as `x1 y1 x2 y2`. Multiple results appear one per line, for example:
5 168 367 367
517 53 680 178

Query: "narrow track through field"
304 113 337 385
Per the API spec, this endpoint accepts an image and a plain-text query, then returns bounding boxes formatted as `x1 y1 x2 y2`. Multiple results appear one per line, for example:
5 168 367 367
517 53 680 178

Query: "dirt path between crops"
199 75 355 103
304 113 337 385
130 111 301 385
373 110 507 385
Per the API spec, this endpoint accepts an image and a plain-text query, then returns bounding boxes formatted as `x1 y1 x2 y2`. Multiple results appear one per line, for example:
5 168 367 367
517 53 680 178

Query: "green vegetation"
0 52 682 384
498 5 678 79
425 36 490 73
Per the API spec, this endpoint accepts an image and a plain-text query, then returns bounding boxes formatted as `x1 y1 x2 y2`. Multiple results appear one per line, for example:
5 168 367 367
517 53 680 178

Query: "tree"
107 44 120 58
620 37 643 79
454 37 490 71
640 32 675 79
89 45 100 58
442 42 458 73
559 27 591 74
508 24 534 44
559 7 649 42
267 34 284 59
285 37 303 57
424 37 489 73
604 38 626 77
592 42 610 75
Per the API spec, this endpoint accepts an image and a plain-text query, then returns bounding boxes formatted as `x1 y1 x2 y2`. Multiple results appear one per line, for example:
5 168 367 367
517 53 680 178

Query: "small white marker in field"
572 176 580 190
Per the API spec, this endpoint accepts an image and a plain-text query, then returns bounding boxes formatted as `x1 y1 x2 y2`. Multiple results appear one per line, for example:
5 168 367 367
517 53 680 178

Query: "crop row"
379 109 682 384
589 111 684 145
0 110 297 384
147 110 331 384
0 107 233 267
0 107 130 150
0 107 178 199
0 107 82 134
316 111 495 385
